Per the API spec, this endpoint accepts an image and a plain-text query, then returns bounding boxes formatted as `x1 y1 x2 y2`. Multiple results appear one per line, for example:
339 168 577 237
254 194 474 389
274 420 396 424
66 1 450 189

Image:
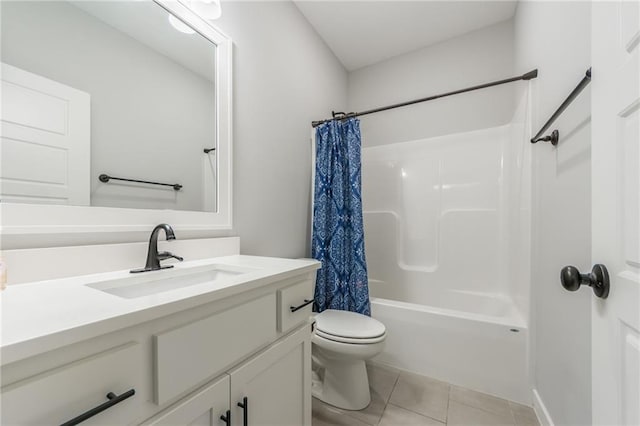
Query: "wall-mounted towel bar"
98 174 182 191
531 67 591 145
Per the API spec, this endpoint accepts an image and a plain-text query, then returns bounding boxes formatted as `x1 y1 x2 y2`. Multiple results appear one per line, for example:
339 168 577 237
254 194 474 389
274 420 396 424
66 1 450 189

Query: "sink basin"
87 264 255 299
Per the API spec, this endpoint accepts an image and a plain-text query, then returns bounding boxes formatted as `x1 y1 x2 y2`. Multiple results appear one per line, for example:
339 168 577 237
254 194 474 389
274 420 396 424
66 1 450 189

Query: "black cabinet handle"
60 389 135 426
220 409 231 426
561 264 610 299
290 299 314 313
237 396 248 426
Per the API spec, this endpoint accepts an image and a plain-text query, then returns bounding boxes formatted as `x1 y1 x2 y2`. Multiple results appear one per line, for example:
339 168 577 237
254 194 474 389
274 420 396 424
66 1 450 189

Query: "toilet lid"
315 309 386 340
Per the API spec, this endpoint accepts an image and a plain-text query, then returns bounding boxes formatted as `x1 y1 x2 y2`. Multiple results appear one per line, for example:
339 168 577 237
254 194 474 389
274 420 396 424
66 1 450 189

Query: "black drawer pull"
60 389 135 426
290 299 314 313
220 409 231 426
237 396 248 426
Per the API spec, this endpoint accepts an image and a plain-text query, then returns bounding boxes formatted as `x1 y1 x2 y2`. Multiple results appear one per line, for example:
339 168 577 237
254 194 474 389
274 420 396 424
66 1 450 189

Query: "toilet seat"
315 309 386 344
315 329 386 344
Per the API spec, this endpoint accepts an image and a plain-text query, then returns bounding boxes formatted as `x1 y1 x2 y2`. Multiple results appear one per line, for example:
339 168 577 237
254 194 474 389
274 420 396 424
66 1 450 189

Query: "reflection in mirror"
1 1 217 212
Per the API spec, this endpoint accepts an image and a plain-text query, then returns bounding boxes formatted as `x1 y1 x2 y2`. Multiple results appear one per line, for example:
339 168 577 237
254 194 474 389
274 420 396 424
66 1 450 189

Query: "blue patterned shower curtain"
312 118 371 316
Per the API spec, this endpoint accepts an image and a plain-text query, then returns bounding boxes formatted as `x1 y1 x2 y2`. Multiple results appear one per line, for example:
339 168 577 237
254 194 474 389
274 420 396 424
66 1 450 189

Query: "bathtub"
370 289 530 405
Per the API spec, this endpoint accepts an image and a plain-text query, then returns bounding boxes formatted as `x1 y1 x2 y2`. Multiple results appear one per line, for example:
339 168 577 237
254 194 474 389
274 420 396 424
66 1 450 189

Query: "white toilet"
311 309 387 410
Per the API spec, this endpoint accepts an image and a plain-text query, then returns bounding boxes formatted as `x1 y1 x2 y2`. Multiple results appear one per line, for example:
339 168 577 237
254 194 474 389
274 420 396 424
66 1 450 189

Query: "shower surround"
362 93 532 403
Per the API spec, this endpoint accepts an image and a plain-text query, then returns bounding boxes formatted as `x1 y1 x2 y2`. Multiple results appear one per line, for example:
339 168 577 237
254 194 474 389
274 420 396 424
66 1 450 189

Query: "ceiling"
71 1 216 82
293 1 518 71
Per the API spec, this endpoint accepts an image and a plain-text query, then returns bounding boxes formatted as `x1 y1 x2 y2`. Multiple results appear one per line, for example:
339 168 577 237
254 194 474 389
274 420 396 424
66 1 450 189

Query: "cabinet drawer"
1 342 142 426
154 293 276 405
277 278 314 333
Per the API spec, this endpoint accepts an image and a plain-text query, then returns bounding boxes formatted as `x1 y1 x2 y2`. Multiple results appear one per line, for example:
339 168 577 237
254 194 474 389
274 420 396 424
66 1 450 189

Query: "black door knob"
560 264 610 299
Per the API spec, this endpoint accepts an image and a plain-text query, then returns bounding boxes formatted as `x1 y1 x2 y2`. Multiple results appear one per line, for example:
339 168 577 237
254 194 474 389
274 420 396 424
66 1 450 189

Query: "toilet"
311 309 387 410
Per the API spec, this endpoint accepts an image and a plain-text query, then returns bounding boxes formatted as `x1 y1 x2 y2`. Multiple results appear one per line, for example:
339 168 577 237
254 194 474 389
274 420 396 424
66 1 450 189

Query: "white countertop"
0 255 320 365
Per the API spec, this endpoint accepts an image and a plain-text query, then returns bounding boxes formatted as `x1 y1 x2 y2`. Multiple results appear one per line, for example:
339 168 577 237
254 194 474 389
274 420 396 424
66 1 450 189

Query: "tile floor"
312 364 540 426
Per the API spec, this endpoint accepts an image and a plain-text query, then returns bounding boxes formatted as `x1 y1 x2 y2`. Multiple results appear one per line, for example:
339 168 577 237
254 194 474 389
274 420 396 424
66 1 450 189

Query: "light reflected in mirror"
0 1 218 212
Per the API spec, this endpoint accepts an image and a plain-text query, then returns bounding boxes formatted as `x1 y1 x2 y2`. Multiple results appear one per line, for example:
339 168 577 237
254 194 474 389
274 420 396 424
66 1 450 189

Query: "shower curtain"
312 118 371 316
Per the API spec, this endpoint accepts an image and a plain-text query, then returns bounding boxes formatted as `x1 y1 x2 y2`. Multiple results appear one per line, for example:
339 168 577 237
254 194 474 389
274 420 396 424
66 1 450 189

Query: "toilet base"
312 355 371 410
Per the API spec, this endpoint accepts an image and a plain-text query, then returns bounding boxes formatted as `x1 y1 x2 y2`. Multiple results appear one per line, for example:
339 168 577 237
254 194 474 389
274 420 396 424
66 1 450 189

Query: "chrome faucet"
130 224 184 273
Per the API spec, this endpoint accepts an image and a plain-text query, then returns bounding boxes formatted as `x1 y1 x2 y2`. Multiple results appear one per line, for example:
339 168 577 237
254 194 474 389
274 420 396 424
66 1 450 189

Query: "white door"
591 2 640 425
0 63 90 205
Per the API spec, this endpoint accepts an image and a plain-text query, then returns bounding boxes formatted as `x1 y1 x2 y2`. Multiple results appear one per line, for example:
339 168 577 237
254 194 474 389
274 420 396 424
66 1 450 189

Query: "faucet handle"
157 251 184 262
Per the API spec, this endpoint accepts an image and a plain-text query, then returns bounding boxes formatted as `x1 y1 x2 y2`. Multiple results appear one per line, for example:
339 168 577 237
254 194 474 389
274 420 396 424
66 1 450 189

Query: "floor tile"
448 400 515 426
509 401 540 426
341 364 399 425
368 363 400 403
449 385 512 417
389 372 450 422
379 404 445 426
312 398 373 426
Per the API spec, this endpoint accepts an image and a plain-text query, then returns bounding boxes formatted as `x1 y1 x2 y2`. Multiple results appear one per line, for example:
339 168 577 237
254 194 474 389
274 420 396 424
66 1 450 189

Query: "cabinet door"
229 325 311 426
142 375 230 426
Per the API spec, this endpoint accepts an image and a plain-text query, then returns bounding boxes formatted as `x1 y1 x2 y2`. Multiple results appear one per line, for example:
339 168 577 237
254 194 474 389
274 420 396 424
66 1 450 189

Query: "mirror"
1 0 221 213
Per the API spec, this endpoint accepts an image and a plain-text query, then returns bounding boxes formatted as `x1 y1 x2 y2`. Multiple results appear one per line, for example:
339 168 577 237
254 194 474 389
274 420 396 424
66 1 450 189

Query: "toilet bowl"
311 309 387 410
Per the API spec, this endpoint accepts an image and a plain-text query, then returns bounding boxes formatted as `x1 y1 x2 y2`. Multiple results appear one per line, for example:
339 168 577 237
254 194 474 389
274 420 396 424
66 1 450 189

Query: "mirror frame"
0 0 233 247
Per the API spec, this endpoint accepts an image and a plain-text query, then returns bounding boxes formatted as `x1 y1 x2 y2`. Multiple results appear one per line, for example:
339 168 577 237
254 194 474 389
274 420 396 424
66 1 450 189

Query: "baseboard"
532 389 554 426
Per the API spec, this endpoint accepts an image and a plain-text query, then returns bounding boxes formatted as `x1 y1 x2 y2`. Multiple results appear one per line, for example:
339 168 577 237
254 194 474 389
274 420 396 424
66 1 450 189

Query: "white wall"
348 20 516 148
1 1 215 212
514 2 592 425
213 1 348 257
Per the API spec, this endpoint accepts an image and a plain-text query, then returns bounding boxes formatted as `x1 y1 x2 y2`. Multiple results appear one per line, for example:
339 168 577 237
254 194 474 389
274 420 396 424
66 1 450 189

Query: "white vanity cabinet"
0 265 317 426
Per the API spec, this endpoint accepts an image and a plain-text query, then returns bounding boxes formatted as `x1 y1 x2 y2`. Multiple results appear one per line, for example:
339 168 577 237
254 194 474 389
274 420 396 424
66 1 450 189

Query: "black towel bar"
99 174 182 191
531 68 591 145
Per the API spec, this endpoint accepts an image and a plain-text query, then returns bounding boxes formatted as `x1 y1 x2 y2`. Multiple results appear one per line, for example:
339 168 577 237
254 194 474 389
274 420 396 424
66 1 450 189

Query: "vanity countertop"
0 255 320 366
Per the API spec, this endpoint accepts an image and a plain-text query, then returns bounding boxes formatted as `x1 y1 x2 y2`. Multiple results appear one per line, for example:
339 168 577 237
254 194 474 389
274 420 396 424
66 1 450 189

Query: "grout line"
448 398 517 425
385 370 451 424
385 403 446 425
508 404 519 426
445 383 451 424
387 372 400 402
379 373 400 425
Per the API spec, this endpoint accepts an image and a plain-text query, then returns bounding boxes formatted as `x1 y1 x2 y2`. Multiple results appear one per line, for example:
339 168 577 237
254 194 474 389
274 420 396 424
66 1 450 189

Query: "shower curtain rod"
311 69 539 128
